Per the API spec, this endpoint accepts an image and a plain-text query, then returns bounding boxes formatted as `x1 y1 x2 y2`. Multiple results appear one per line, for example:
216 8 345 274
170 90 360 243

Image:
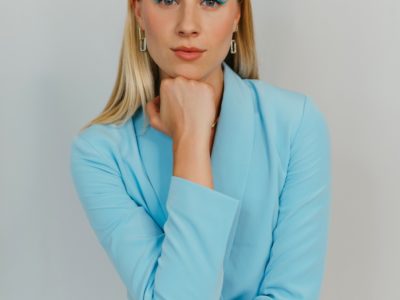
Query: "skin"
132 0 241 189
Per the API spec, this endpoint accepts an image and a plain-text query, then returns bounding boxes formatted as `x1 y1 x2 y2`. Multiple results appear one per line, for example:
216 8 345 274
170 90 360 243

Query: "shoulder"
243 78 330 171
246 78 327 129
69 117 137 167
245 78 329 137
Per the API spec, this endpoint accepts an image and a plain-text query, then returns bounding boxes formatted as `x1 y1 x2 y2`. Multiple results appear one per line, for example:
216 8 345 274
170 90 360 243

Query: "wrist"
173 127 211 148
173 133 209 154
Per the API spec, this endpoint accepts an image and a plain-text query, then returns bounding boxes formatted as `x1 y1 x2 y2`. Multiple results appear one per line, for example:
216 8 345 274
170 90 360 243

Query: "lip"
172 46 206 52
173 50 204 61
171 47 206 61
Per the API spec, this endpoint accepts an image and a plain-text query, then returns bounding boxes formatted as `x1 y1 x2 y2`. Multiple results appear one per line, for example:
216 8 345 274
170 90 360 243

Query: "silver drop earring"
138 26 147 52
230 39 237 54
230 24 238 54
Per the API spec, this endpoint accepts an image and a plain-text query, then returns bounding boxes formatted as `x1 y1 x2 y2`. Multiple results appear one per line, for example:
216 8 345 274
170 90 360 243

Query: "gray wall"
1 0 399 299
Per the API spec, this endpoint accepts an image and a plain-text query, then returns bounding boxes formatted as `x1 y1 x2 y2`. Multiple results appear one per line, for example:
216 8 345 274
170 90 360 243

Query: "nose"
175 3 200 37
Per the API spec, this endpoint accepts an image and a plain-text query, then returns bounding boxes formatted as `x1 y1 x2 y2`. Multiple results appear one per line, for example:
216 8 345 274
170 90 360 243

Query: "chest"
120 116 288 298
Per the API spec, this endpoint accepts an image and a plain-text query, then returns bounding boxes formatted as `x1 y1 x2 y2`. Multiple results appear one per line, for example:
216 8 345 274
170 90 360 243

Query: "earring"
230 24 238 54
230 39 237 54
138 26 147 52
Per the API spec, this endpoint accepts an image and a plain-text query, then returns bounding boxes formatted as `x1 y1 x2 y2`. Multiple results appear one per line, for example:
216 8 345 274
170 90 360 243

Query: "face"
132 0 241 81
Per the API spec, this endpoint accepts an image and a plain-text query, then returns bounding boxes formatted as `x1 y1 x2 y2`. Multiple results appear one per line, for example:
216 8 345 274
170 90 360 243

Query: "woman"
70 0 332 299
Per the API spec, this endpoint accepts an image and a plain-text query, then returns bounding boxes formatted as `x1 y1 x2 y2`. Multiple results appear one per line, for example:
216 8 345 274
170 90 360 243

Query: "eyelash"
154 0 226 8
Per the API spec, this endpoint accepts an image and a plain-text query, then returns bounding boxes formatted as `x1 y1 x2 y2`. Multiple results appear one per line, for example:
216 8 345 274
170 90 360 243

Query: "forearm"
71 134 242 299
172 133 214 189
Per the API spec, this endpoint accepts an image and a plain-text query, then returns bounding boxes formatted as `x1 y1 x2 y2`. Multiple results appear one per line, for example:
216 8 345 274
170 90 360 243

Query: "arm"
70 134 241 300
254 96 332 299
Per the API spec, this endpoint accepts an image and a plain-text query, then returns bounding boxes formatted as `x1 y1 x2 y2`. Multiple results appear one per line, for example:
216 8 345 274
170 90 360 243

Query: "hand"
145 76 216 143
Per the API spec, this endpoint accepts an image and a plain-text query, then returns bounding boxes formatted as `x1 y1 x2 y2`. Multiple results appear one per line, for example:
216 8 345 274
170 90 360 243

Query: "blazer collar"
133 61 255 222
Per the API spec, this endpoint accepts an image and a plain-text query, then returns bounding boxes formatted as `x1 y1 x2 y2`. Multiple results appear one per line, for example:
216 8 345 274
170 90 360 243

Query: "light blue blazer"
70 61 332 300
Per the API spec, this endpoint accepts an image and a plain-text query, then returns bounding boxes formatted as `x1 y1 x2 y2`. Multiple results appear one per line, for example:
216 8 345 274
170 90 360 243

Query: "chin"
166 65 204 80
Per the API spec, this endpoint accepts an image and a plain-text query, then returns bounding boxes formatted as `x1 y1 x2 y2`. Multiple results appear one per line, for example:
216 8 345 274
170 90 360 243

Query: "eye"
153 0 227 8
201 0 226 8
154 0 178 6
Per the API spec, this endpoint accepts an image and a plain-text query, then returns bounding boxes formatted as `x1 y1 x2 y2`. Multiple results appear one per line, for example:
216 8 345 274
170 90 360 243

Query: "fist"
146 76 216 142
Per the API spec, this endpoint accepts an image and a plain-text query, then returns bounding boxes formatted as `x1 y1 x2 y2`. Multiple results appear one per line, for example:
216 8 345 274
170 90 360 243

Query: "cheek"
142 9 169 44
204 14 235 46
210 23 233 49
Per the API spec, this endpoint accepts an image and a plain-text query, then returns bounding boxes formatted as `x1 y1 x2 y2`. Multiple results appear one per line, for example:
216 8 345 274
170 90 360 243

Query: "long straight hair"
80 0 258 132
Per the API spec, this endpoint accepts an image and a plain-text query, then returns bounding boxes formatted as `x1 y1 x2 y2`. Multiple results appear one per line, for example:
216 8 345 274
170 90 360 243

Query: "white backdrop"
1 0 399 299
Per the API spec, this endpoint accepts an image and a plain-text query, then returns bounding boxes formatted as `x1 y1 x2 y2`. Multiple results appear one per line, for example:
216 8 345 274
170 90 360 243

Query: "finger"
154 95 160 112
146 97 158 117
146 97 166 133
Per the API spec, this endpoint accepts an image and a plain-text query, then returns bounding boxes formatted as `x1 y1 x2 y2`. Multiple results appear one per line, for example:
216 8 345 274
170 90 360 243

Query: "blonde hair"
80 0 259 132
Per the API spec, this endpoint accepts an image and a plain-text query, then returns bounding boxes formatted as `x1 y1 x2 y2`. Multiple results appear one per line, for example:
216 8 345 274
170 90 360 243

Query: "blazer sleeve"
254 96 332 300
70 134 241 300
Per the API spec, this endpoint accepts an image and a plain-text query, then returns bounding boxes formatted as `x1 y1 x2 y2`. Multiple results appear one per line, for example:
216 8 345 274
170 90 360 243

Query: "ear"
233 7 241 31
131 0 145 29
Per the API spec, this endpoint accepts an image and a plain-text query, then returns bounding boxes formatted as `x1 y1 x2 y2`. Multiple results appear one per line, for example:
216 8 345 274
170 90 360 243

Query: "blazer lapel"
210 62 256 200
133 61 255 224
